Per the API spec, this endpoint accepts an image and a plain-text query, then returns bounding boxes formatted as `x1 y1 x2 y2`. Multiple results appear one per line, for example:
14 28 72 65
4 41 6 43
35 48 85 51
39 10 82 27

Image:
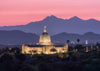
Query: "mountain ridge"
0 30 99 45
0 15 100 35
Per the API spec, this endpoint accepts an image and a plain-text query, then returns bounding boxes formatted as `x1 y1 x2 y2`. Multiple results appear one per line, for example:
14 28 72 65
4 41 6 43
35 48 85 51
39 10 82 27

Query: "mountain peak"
73 16 79 18
42 15 64 22
49 15 57 18
69 16 82 21
87 18 99 22
44 15 57 20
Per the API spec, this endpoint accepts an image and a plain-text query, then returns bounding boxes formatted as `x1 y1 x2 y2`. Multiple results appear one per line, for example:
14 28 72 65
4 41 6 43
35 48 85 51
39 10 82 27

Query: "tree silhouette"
11 47 21 54
0 53 13 63
5 47 10 53
67 40 70 44
77 39 80 44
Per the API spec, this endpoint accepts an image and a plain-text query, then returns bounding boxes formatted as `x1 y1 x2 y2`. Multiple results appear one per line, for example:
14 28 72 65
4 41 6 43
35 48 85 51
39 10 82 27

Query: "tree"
5 47 10 53
19 64 37 71
96 42 100 47
0 53 13 63
77 39 80 44
74 44 83 52
67 40 70 44
11 47 21 54
15 54 26 62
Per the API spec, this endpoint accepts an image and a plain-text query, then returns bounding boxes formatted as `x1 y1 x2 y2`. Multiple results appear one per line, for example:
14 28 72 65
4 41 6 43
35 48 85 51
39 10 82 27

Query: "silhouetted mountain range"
0 15 100 35
51 32 100 44
0 30 39 45
0 30 99 45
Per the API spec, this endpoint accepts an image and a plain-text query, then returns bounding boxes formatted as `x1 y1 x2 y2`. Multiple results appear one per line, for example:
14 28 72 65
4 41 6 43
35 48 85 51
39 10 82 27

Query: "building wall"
22 44 43 54
22 44 68 55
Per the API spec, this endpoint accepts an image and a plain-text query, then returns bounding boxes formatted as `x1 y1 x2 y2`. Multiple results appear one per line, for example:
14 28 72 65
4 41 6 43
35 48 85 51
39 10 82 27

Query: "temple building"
22 26 68 54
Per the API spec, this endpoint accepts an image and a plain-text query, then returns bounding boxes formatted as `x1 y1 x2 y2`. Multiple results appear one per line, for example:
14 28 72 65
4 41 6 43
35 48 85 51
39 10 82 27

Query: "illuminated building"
22 26 68 54
86 47 88 52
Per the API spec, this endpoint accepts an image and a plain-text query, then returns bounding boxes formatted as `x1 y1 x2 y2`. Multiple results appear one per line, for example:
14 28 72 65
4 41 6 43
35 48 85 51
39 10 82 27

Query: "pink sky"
0 0 100 26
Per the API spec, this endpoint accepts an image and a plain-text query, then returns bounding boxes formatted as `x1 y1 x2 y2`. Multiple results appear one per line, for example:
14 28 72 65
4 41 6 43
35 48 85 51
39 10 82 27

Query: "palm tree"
67 40 70 44
77 39 80 44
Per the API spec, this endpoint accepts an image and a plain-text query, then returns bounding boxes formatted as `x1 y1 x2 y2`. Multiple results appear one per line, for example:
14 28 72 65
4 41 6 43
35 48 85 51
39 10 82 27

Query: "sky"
0 0 100 26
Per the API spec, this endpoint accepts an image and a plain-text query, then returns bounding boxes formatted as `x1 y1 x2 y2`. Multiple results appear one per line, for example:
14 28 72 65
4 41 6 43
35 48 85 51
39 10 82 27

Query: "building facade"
22 26 68 54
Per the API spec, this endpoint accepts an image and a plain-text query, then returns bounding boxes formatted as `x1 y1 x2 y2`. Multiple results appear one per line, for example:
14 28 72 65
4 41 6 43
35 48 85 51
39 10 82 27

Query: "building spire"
44 26 46 32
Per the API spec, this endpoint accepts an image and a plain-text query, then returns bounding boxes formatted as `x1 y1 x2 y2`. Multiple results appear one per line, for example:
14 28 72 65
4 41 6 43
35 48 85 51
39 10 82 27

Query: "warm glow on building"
22 26 68 55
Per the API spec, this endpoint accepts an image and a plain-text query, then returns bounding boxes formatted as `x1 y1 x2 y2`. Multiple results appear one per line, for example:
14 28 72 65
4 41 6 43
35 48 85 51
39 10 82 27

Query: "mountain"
0 30 39 45
68 16 83 22
51 32 100 44
0 30 99 45
0 15 100 35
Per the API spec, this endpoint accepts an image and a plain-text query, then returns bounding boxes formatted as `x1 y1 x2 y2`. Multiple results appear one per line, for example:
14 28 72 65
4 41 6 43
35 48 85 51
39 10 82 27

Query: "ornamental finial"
44 26 46 32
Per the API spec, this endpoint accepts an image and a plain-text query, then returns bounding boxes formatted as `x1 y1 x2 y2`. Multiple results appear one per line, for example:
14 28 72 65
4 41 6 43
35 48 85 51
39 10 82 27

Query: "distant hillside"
0 30 99 45
0 15 100 35
51 32 100 44
0 30 39 45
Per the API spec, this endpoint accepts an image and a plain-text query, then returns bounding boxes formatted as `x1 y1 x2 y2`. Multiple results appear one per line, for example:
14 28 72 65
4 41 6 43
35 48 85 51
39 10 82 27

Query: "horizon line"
0 15 99 27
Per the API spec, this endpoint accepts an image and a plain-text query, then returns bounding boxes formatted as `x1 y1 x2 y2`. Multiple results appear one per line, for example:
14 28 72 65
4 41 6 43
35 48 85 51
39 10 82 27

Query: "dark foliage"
0 45 100 71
